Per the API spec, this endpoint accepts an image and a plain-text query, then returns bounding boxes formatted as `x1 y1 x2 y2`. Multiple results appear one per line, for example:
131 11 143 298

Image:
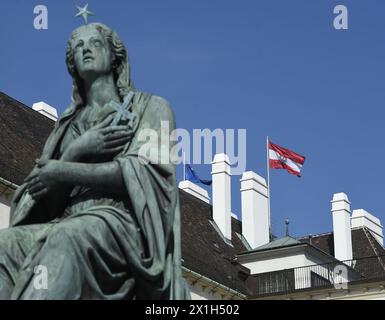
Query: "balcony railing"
247 255 385 296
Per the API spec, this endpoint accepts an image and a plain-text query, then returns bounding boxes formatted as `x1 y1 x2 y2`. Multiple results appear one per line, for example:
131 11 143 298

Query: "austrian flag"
269 141 306 177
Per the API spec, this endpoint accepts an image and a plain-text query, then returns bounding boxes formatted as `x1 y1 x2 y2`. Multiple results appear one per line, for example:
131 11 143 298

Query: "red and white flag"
269 141 306 177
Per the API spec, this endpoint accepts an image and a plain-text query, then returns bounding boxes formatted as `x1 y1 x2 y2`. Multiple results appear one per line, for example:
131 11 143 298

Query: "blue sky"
1 0 385 238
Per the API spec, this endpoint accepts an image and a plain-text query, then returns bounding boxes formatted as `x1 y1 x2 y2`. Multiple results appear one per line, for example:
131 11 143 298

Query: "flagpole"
266 136 272 241
183 152 186 181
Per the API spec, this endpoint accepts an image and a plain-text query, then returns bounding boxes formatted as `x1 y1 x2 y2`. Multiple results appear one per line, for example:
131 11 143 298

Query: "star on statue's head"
75 4 94 24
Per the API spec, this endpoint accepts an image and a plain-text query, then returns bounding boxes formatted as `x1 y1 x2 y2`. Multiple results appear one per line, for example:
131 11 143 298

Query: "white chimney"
211 153 232 240
178 180 210 204
240 171 269 248
32 102 58 121
331 192 353 261
352 209 383 246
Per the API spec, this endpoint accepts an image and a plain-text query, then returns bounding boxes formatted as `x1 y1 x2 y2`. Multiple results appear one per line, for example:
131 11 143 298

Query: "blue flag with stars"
185 164 212 186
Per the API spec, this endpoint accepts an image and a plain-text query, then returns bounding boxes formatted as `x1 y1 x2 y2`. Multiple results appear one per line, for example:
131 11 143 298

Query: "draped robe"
0 91 189 299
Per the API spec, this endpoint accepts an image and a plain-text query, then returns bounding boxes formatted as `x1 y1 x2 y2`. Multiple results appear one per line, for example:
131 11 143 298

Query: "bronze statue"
0 23 189 300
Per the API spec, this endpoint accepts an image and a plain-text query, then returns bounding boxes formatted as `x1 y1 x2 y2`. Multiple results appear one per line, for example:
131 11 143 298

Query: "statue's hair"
65 23 133 107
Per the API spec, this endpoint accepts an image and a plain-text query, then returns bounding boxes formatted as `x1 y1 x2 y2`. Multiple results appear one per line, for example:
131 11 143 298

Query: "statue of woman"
0 23 189 300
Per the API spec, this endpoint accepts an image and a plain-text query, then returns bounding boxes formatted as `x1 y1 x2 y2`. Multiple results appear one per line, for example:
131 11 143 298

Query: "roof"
297 228 385 259
180 189 251 295
251 236 301 251
245 228 385 263
236 235 340 264
0 92 55 185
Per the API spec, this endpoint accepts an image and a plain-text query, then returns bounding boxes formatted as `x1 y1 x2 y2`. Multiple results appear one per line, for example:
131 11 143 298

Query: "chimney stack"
211 153 232 240
331 192 353 261
240 171 269 248
32 102 58 121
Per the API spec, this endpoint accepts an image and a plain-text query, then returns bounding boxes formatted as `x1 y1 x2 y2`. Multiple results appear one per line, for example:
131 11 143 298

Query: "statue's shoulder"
136 91 174 121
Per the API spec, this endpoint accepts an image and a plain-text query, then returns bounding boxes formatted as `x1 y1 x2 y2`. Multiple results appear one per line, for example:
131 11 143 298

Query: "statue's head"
66 23 133 106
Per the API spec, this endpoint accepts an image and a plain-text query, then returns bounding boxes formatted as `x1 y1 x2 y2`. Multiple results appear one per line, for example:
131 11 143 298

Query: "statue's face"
72 25 113 81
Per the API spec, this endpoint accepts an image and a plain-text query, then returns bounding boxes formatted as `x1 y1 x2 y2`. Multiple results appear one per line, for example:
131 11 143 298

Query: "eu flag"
185 164 212 186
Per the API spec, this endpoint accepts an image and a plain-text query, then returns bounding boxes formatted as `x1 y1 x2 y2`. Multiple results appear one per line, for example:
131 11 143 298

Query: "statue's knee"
46 223 81 250
46 217 107 253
